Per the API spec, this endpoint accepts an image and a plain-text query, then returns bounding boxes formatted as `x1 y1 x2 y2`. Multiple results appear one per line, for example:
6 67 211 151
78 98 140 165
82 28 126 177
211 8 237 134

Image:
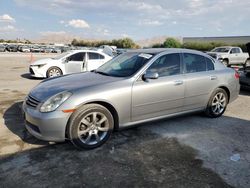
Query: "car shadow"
2 101 250 187
3 101 49 145
20 73 44 80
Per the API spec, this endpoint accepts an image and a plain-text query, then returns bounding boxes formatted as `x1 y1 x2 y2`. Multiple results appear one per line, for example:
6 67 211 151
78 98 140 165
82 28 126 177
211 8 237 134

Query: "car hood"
30 72 123 101
31 58 55 66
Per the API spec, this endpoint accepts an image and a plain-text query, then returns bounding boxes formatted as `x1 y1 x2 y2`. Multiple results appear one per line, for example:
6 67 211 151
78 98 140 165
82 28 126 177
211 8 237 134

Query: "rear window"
205 57 215 71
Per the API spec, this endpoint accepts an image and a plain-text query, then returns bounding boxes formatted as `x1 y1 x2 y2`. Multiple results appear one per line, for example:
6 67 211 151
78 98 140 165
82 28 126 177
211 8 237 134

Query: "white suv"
29 50 112 78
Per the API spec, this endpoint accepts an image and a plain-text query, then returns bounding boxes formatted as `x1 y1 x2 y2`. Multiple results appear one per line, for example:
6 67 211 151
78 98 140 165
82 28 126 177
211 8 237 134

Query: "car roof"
126 48 208 56
214 46 235 48
69 49 106 54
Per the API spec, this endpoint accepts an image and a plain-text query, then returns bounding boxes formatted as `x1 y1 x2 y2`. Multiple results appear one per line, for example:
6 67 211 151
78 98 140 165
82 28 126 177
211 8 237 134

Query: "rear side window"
68 52 85 61
183 53 206 73
205 57 215 71
89 52 104 60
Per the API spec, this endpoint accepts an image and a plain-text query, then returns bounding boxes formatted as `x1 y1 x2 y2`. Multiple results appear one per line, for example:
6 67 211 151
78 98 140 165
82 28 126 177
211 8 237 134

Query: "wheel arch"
65 100 119 139
217 86 230 102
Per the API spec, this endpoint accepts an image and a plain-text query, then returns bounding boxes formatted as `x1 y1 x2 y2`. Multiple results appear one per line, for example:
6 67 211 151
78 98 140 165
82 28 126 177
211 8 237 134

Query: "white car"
29 50 112 78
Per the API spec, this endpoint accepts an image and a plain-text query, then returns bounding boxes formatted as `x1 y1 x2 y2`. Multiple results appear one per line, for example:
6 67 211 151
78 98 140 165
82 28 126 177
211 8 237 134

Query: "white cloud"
139 19 163 26
67 19 90 28
0 14 15 22
0 25 15 32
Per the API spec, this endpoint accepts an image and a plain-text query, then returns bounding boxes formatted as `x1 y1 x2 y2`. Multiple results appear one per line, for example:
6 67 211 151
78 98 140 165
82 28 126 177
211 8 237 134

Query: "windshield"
211 48 230 53
52 51 71 60
96 52 153 77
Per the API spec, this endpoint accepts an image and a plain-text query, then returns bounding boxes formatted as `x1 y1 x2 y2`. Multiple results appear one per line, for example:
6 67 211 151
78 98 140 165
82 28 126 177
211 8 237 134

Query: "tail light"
234 71 240 79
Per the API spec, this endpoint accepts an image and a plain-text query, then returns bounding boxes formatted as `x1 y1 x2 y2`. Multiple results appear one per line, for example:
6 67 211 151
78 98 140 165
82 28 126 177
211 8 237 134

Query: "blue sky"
0 0 250 41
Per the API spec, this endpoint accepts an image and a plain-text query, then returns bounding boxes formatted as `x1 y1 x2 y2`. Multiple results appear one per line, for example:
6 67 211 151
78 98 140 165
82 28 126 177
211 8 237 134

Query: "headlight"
31 64 46 68
40 91 72 112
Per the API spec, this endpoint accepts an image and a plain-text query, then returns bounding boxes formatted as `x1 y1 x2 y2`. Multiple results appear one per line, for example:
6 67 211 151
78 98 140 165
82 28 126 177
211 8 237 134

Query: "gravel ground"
0 53 249 188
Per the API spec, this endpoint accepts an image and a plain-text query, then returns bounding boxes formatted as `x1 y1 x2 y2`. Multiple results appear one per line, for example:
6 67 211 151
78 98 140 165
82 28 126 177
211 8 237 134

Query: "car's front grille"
26 95 40 108
29 67 34 75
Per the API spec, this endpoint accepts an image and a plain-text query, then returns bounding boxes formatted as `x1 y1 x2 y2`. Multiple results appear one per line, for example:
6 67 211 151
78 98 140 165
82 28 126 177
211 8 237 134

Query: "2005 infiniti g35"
23 48 240 149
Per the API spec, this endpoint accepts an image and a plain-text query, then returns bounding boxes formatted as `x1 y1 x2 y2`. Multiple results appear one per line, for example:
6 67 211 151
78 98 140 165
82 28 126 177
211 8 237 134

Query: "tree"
163 38 181 48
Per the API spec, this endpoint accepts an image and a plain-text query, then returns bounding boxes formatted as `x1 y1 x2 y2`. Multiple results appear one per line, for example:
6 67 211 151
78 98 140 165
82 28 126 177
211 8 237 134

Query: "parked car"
31 45 41 53
239 43 250 90
20 45 31 53
23 48 240 149
0 44 6 52
6 44 18 52
207 46 249 66
29 50 112 78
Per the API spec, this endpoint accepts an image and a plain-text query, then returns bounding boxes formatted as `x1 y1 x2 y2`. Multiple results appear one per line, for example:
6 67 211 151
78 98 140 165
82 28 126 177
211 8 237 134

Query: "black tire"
222 59 229 67
68 104 114 149
205 88 228 118
46 66 62 78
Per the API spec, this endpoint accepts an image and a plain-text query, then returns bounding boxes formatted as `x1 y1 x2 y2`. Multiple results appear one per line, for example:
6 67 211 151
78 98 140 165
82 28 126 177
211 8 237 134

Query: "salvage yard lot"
0 53 250 187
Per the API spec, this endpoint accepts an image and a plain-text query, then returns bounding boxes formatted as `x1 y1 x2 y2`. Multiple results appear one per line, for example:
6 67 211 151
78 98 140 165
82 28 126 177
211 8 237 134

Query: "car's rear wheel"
46 67 62 78
68 104 114 149
205 88 228 118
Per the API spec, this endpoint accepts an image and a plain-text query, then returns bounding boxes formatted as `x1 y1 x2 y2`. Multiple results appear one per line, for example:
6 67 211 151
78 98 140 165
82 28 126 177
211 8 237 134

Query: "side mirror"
63 57 69 63
143 71 159 80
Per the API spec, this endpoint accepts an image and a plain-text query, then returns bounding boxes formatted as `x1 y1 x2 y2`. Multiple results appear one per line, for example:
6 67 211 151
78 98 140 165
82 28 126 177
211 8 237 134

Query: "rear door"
65 52 86 74
132 53 185 121
183 53 216 110
86 52 106 71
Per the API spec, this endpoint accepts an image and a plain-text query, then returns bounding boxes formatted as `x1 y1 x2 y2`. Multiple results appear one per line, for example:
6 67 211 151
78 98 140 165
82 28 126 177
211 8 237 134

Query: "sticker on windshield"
138 53 152 59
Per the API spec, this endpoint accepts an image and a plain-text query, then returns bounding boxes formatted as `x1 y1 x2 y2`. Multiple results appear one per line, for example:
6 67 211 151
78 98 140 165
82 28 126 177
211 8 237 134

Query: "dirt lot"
0 53 249 188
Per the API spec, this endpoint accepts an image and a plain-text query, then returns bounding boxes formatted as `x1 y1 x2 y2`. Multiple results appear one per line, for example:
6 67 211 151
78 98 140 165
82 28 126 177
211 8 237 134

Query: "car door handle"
174 80 183 85
210 75 217 80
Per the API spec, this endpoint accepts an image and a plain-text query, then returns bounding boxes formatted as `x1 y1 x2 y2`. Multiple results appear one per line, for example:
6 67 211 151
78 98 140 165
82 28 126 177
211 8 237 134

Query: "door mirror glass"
143 71 159 80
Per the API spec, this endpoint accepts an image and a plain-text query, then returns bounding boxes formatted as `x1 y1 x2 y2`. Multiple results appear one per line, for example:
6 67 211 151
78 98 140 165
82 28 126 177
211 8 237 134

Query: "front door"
132 53 184 121
228 48 239 64
65 52 86 74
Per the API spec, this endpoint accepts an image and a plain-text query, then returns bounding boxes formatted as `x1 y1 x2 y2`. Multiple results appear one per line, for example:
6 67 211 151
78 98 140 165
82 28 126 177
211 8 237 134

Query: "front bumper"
23 102 71 142
29 66 46 78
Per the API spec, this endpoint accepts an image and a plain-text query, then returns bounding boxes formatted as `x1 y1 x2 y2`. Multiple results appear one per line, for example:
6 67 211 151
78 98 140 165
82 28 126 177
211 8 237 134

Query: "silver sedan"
23 48 240 149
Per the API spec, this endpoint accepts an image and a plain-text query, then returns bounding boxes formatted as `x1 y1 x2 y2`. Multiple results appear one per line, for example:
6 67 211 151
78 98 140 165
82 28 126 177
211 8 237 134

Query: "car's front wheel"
46 67 62 78
68 104 114 149
205 88 228 118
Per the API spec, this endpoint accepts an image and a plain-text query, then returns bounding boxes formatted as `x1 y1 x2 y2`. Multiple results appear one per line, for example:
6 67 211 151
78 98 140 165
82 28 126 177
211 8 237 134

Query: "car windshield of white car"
212 48 229 53
95 52 153 77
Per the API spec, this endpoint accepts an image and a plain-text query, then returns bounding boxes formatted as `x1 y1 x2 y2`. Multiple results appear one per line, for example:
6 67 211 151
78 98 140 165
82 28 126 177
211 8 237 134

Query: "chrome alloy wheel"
211 92 226 115
77 112 109 145
48 68 61 77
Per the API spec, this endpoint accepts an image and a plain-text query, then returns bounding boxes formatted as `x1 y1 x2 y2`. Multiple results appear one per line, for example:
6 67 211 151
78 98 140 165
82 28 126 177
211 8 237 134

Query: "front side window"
184 53 206 73
147 53 181 77
230 48 240 54
68 52 85 61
